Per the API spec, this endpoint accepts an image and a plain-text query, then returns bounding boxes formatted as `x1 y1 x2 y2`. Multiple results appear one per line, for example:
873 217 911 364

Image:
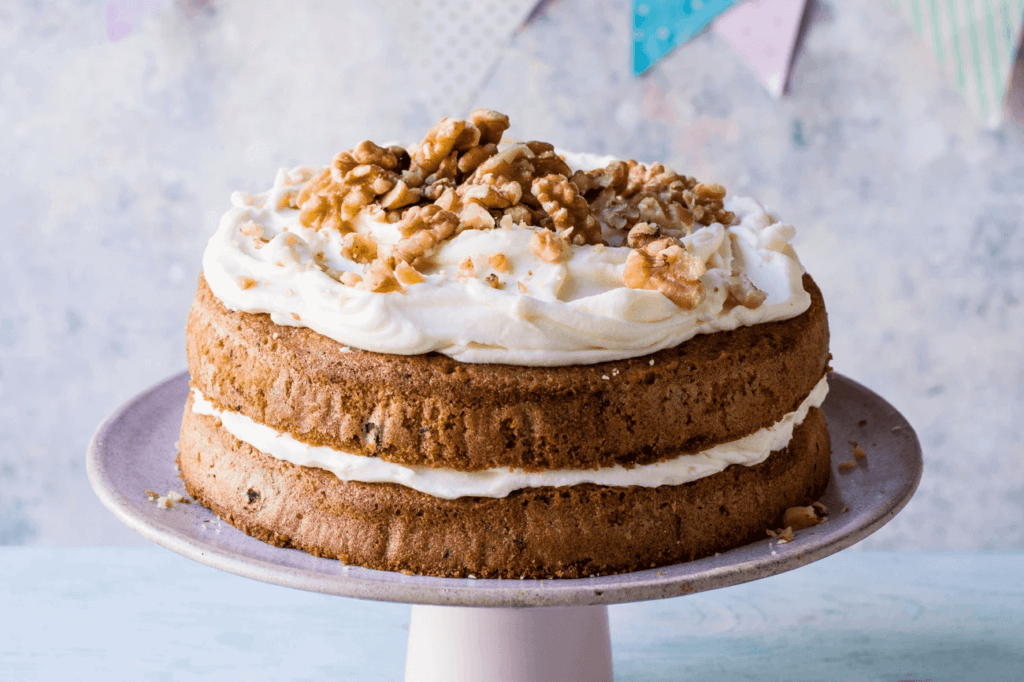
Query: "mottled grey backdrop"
1 0 1022 548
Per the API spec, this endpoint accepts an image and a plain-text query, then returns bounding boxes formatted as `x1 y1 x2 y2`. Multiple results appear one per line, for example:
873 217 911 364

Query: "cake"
179 110 831 579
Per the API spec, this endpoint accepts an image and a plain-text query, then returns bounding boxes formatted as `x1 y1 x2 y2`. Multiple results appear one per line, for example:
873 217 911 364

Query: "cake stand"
88 371 921 682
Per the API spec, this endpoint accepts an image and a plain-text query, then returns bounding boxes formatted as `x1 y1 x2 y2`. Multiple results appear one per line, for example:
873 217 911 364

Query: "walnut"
726 272 767 309
458 257 475 277
469 109 510 146
412 118 466 174
569 161 630 197
340 233 378 264
782 502 828 531
484 273 503 289
459 202 495 230
394 204 459 262
364 258 402 293
380 180 420 210
460 178 522 209
531 175 602 246
296 149 398 232
422 178 454 202
236 276 256 290
457 143 498 175
394 261 424 285
683 183 735 226
626 222 660 249
488 253 511 273
352 140 398 170
340 271 363 287
529 228 569 263
426 151 458 183
622 239 706 309
388 146 412 172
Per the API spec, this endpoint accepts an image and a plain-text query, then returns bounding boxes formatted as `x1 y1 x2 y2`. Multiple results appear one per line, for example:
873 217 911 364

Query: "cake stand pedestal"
87 372 921 682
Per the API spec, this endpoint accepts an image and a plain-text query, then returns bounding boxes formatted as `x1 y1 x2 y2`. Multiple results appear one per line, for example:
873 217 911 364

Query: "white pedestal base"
405 604 612 682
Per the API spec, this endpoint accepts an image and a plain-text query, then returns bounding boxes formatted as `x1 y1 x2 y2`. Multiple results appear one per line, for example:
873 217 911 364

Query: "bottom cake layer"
178 402 831 579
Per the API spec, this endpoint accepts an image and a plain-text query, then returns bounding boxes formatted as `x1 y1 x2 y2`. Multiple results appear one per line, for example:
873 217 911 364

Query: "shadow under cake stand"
88 371 921 682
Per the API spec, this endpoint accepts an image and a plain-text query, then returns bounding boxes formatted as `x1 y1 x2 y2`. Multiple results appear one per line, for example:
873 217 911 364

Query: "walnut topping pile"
289 110 752 308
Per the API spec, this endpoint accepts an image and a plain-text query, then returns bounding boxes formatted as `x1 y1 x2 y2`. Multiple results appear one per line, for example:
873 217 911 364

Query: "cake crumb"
891 425 902 432
145 489 160 499
839 460 857 470
853 445 867 460
848 438 858 445
858 419 867 426
156 496 174 509
841 507 849 513
400 569 414 576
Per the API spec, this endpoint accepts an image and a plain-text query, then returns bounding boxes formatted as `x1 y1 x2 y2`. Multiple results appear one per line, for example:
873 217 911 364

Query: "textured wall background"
1 0 1022 548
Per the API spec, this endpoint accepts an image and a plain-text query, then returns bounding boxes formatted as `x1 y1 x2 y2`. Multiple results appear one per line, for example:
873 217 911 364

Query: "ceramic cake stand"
88 371 921 682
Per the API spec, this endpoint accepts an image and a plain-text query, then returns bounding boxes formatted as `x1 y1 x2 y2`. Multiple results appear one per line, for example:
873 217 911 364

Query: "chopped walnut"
236 276 256 290
622 239 706 309
458 257 476 277
782 502 828 531
340 233 378 264
380 180 420 210
412 118 466 174
484 273 503 289
238 220 263 238
626 222 661 249
364 259 403 293
488 253 511 273
295 148 398 232
726 272 767 309
394 204 459 263
395 261 424 286
469 109 510 146
531 175 602 245
529 228 569 263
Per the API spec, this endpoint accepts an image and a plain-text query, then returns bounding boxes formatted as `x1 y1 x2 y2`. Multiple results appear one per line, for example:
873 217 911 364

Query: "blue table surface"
2 547 1021 681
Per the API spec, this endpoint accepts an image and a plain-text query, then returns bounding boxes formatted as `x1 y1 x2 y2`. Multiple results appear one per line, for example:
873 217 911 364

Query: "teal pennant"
633 0 739 75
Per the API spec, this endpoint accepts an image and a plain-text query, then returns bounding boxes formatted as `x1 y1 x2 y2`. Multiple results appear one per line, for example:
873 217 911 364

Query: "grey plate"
87 371 921 608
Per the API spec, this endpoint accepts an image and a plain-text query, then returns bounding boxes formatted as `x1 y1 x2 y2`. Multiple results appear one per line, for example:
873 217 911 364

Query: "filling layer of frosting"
191 376 829 500
202 152 811 366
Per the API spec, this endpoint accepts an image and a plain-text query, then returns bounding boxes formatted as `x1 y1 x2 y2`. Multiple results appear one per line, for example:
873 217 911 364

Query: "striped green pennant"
894 0 1024 126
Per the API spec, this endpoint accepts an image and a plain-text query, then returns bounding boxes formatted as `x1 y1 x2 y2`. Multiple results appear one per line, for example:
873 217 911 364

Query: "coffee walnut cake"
179 109 832 579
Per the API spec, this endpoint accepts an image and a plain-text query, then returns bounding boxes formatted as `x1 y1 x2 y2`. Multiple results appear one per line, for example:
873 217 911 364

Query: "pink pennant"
713 0 808 98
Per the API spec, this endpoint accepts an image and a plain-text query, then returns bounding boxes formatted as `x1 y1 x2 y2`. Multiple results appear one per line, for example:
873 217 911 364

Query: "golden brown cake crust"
178 400 831 579
186 274 830 472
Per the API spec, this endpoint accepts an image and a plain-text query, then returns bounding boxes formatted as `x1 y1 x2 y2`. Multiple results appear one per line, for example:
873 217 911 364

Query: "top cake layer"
201 110 811 366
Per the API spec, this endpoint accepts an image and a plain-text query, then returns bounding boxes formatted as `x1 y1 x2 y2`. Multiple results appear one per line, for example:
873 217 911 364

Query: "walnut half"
622 236 706 309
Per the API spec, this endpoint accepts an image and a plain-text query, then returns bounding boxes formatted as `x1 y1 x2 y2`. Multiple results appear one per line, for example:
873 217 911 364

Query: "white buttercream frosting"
191 376 828 500
201 152 811 366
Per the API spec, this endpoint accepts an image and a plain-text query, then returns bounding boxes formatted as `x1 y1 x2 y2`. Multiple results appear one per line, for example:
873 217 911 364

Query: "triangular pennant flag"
633 0 740 76
894 0 1024 127
401 0 541 121
713 0 808 98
